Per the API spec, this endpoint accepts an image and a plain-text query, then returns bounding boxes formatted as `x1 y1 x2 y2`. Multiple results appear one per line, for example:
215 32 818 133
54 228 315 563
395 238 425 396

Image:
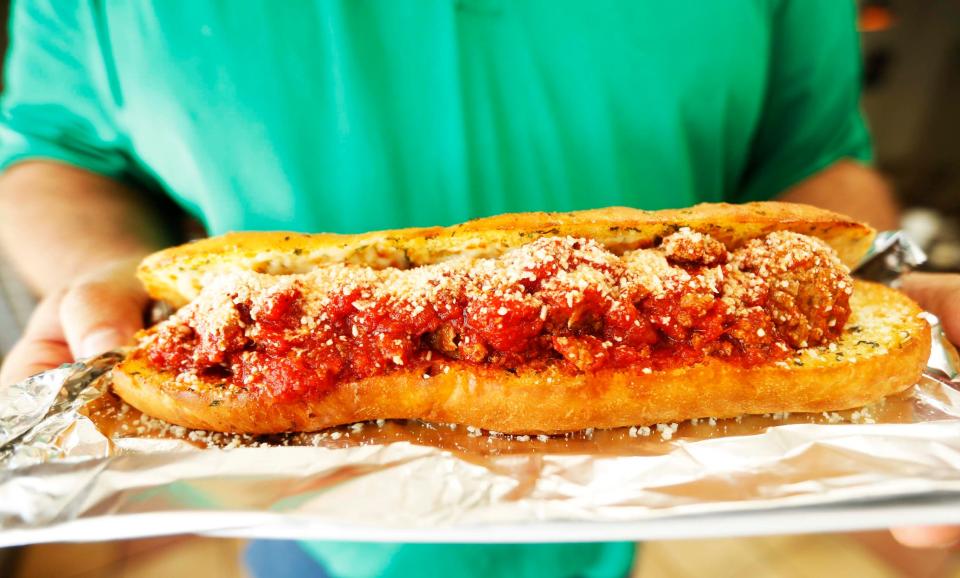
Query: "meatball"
726 231 852 348
661 227 727 266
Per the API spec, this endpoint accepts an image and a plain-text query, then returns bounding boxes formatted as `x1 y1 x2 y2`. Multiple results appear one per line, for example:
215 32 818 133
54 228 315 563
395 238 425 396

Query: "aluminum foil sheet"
2 232 960 546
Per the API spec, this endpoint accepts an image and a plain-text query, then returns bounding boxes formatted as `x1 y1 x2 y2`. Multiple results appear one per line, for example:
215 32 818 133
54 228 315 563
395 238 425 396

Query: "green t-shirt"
0 1 871 577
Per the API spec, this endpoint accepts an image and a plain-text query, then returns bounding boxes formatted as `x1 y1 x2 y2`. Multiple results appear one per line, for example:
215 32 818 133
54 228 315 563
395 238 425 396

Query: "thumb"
59 262 148 360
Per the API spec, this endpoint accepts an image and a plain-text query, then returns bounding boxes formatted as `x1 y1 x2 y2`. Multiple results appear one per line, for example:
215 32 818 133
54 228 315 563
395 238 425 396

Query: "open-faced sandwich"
113 203 930 434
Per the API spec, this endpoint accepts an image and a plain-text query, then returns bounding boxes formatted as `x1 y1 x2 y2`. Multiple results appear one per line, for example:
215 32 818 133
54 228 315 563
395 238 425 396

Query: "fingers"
59 258 148 360
0 291 71 385
0 257 149 386
891 526 960 549
900 273 960 345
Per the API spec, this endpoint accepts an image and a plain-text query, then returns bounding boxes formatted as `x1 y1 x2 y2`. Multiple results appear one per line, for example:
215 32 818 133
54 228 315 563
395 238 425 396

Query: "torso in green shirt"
3 0 869 237
126 0 769 233
0 1 871 577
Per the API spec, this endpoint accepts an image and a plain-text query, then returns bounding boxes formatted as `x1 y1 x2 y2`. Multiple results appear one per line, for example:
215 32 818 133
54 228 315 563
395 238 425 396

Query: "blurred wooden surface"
6 532 960 578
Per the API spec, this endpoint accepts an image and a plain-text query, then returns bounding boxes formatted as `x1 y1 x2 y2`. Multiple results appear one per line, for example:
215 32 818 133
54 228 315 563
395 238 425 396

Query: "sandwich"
112 203 931 434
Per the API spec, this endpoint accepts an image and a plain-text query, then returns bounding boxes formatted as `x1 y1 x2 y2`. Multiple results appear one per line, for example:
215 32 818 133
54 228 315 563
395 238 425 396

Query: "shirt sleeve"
735 0 872 202
0 0 132 178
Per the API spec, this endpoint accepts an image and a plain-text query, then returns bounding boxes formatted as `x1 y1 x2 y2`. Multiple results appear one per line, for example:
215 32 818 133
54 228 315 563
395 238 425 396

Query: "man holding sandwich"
1 1 958 577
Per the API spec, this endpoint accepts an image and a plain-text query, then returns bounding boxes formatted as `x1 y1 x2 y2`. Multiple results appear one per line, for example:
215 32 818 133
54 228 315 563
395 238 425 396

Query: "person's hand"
0 256 148 386
890 272 960 548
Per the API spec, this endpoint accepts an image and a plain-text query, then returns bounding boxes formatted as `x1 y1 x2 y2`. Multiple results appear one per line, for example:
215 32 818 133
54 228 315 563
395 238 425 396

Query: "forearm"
777 160 900 231
0 161 175 296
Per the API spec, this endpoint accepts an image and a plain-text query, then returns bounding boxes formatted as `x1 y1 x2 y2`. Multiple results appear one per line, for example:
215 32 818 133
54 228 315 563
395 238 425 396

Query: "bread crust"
140 202 875 307
112 281 930 434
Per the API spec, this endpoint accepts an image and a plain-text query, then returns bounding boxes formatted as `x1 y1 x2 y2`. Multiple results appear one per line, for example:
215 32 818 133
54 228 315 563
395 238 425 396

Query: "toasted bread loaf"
115 203 928 434
140 202 875 308
113 281 929 434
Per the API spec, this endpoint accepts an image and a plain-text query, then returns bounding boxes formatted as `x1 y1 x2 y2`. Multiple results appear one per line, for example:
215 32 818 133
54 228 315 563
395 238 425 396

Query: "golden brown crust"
112 281 929 434
141 202 876 307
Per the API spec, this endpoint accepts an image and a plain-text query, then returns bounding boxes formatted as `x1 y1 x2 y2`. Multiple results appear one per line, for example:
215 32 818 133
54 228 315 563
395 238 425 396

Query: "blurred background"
0 0 959 577
860 0 960 274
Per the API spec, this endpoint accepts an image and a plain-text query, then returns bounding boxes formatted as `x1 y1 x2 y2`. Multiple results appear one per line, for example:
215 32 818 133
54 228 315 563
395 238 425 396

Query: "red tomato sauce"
144 233 851 402
148 272 791 402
